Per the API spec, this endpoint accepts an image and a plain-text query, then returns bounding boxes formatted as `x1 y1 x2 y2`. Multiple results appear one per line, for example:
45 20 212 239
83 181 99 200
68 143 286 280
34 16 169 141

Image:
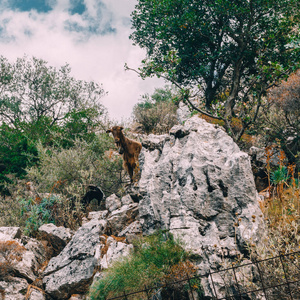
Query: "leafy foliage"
89 232 201 300
26 135 124 198
270 166 290 186
0 56 105 127
132 86 178 134
130 0 300 141
0 123 38 178
0 56 107 191
20 195 60 237
263 70 300 169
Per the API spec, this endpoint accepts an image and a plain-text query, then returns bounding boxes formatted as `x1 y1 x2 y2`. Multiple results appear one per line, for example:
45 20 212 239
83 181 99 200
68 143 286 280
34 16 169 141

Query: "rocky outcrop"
106 203 139 236
42 197 139 299
176 101 191 124
43 219 106 299
0 227 46 300
100 237 133 269
138 116 264 295
1 116 266 299
39 223 73 256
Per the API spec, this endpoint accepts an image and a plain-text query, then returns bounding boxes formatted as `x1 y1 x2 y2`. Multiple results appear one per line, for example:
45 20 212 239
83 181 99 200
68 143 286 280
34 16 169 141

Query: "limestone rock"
106 203 139 236
87 210 108 221
0 227 22 240
43 219 106 299
27 287 46 300
176 101 191 124
138 116 264 270
43 257 97 299
38 223 73 255
0 277 28 300
118 220 142 237
118 220 142 243
121 194 134 205
0 236 46 284
105 194 122 212
100 237 133 269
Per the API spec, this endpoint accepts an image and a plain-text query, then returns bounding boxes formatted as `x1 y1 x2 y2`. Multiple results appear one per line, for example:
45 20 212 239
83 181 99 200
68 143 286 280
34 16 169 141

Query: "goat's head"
106 126 124 154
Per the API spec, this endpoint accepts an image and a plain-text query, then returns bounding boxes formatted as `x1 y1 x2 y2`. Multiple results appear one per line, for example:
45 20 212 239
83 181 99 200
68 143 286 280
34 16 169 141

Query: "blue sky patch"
69 0 86 15
8 0 55 13
65 1 116 40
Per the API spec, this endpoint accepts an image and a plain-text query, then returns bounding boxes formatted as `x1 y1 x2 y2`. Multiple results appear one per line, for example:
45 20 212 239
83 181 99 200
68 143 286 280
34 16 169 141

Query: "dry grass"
0 240 26 280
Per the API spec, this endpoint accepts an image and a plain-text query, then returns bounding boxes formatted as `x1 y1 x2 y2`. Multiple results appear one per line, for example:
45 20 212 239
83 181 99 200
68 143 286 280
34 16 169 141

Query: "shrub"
89 232 202 300
1 131 125 234
262 70 300 169
0 193 24 228
20 195 60 237
132 86 179 134
26 134 124 197
0 123 38 179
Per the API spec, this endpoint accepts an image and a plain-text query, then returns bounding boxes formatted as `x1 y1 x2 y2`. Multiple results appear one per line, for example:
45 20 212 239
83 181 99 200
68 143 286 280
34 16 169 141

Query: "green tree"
0 56 106 128
129 0 300 141
0 56 107 184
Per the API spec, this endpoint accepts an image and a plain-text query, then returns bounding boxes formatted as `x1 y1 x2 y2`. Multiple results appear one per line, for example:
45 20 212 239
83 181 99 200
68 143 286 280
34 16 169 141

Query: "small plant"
20 195 59 237
270 165 290 202
89 231 201 300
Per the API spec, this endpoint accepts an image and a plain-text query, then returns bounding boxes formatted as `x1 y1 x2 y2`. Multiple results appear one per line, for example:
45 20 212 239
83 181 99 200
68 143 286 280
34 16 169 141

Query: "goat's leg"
128 164 134 183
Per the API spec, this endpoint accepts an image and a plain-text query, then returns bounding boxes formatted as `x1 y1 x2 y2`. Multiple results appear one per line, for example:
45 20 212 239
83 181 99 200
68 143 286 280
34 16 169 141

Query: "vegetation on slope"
89 231 203 300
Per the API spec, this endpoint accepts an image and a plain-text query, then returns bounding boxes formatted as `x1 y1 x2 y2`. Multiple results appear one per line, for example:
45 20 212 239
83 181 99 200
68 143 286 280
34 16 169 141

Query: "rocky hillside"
0 116 265 299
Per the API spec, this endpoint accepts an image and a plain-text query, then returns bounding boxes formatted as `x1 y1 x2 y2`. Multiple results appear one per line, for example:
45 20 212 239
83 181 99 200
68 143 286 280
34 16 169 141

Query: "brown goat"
106 126 142 183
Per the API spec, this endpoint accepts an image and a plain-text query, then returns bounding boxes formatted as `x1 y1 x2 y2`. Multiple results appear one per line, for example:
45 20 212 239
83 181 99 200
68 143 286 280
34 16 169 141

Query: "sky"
0 0 165 121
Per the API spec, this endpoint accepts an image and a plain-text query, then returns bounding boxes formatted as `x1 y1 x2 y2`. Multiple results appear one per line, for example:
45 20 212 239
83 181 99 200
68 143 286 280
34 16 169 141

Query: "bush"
0 123 38 179
20 195 61 237
132 86 179 134
262 70 300 169
0 129 126 234
89 232 202 300
0 56 107 195
26 135 124 197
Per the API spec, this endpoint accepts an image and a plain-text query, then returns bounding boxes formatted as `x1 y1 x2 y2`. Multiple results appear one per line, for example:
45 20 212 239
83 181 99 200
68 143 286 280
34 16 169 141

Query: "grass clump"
89 231 202 300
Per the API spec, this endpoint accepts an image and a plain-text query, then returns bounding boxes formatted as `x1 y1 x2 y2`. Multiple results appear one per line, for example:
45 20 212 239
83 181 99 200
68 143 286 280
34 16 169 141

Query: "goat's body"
107 126 142 183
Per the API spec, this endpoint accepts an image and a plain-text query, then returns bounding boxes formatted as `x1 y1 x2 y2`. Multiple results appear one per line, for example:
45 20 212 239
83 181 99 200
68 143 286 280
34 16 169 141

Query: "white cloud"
0 0 165 120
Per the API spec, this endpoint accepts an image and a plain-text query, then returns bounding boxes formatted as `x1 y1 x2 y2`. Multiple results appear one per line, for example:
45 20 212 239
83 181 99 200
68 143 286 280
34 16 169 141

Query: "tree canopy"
130 0 300 140
0 56 107 181
0 56 106 128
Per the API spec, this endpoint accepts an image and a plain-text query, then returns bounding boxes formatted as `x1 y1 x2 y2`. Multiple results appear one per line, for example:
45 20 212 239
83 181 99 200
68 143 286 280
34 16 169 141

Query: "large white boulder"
138 116 264 269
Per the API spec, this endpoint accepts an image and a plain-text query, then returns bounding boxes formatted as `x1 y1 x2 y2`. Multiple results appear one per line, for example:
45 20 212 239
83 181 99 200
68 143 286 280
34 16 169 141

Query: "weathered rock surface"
38 223 73 255
118 220 142 243
106 203 139 236
138 116 264 274
0 230 46 300
121 194 134 205
27 287 46 300
176 101 191 124
105 194 122 212
87 210 108 221
0 277 28 300
43 219 106 299
100 237 133 269
0 227 22 240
